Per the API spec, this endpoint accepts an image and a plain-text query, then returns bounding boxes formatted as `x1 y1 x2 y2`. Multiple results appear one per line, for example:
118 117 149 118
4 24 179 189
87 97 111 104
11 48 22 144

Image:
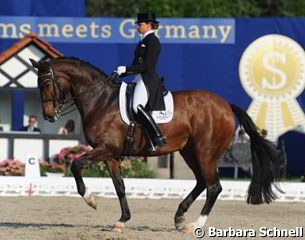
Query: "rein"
69 72 120 100
60 72 120 116
38 64 119 117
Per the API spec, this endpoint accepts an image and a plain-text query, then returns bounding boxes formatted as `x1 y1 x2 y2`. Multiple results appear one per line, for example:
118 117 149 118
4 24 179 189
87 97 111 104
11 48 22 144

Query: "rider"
115 12 166 152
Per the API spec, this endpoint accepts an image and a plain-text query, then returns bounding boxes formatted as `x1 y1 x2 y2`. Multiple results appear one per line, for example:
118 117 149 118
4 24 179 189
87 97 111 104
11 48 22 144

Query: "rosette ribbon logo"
239 34 305 140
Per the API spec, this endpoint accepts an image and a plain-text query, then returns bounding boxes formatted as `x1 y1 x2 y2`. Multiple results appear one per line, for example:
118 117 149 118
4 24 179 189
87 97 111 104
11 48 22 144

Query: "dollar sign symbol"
261 52 287 90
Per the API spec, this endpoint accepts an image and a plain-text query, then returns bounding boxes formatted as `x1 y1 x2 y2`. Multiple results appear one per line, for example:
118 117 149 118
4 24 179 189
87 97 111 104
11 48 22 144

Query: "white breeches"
132 74 148 113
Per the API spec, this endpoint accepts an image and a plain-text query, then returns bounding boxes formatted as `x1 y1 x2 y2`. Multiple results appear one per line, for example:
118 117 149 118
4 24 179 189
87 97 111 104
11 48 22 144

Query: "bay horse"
30 57 281 233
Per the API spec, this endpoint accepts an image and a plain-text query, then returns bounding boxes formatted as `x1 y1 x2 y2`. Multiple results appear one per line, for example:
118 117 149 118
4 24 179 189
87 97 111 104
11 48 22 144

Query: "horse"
30 57 282 233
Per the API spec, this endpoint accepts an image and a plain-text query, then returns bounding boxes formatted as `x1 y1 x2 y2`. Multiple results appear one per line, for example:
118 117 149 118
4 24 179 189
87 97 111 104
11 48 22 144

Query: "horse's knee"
70 160 86 196
71 160 80 174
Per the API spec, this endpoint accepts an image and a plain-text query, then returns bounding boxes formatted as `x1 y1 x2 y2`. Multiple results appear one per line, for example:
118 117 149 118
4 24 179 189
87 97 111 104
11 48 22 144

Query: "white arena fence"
0 176 304 202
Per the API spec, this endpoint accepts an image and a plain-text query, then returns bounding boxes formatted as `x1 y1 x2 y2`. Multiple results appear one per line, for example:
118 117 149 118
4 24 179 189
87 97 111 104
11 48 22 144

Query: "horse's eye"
44 82 52 87
40 81 52 88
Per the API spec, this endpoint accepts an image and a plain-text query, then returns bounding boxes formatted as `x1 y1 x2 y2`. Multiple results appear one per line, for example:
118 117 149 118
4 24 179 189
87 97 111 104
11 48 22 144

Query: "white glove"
115 66 126 76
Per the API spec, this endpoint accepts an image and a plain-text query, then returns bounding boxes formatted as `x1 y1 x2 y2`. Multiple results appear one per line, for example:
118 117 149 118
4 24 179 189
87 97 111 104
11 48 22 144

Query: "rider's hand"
115 66 126 76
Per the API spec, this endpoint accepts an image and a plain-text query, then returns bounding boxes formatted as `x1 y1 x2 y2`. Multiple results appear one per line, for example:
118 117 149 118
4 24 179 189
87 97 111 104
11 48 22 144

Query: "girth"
121 82 137 156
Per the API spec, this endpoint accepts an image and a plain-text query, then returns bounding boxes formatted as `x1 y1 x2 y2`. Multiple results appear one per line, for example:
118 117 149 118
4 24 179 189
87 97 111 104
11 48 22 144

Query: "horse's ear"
29 58 40 69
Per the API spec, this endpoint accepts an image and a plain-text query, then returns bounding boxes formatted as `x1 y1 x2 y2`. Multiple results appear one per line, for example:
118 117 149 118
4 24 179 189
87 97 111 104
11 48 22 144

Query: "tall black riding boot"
137 105 166 152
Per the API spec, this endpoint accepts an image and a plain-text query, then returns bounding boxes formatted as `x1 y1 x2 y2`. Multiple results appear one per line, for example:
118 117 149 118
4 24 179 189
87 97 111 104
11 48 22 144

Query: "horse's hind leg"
105 159 131 233
184 159 222 232
174 148 206 230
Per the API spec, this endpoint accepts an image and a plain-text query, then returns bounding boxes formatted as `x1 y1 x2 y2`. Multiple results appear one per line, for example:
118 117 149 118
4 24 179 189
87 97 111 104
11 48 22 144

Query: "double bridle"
37 62 120 119
38 62 75 118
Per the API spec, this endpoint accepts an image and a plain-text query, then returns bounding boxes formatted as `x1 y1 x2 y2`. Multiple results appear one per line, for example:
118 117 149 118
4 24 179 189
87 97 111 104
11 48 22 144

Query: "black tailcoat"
18 126 41 132
126 32 165 111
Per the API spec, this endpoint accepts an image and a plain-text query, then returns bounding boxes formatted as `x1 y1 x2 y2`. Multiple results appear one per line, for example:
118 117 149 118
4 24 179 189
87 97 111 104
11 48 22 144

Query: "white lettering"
101 25 111 38
62 24 74 38
19 23 32 37
164 25 186 38
260 227 304 237
209 227 216 237
188 25 200 39
89 21 99 38
208 227 255 237
38 24 60 37
75 24 88 38
218 25 232 43
120 19 135 39
0 19 234 43
202 25 217 39
0 23 18 38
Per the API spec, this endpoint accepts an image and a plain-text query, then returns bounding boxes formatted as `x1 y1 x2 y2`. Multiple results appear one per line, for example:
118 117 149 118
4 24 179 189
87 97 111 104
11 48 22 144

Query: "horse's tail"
230 104 282 204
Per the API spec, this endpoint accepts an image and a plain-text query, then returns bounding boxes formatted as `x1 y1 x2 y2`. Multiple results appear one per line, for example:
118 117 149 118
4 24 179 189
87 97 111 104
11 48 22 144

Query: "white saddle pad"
119 81 174 125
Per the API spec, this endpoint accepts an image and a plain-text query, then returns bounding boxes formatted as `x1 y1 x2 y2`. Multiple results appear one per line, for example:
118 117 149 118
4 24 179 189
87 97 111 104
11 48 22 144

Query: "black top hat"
135 12 159 24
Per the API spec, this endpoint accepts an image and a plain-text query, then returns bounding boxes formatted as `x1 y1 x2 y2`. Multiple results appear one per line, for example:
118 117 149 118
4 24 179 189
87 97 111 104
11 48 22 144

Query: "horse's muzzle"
44 114 55 122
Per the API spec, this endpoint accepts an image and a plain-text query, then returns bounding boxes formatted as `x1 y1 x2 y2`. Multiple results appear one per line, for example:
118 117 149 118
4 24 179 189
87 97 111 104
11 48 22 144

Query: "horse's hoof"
182 223 195 233
174 216 186 230
83 194 97 209
111 222 125 233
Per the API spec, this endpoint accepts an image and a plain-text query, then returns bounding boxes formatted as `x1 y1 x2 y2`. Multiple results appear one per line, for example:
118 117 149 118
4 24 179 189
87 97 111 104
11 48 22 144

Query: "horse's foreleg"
71 154 97 209
105 159 131 233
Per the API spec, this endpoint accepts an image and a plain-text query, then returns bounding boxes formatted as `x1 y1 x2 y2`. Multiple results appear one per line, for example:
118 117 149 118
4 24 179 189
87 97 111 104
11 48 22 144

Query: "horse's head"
30 58 68 122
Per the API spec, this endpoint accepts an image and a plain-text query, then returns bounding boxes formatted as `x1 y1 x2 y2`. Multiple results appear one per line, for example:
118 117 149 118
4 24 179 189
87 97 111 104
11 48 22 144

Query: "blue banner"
1 17 305 176
0 0 85 17
0 17 235 44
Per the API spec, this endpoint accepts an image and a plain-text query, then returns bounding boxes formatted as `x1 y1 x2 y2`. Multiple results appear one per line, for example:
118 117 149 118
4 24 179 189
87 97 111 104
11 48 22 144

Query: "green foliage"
65 162 108 177
64 158 156 178
280 1 305 17
120 158 157 178
40 161 65 176
86 0 305 17
51 145 156 178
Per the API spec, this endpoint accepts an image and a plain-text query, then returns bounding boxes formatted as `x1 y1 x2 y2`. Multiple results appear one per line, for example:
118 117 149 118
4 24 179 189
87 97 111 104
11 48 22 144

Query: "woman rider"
115 12 166 153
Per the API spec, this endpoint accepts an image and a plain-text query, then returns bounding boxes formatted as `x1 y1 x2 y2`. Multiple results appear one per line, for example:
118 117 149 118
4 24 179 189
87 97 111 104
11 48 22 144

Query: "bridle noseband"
38 62 74 118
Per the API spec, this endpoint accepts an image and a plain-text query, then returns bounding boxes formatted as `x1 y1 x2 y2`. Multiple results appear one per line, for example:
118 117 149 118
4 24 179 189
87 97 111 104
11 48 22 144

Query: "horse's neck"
70 74 118 120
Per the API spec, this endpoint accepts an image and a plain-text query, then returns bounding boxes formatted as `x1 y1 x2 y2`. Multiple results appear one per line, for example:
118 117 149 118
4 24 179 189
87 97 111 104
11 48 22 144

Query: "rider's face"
136 22 152 34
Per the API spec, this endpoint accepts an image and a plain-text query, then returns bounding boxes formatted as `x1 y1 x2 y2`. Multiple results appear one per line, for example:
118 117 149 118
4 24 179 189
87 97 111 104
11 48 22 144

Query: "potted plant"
0 159 25 176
